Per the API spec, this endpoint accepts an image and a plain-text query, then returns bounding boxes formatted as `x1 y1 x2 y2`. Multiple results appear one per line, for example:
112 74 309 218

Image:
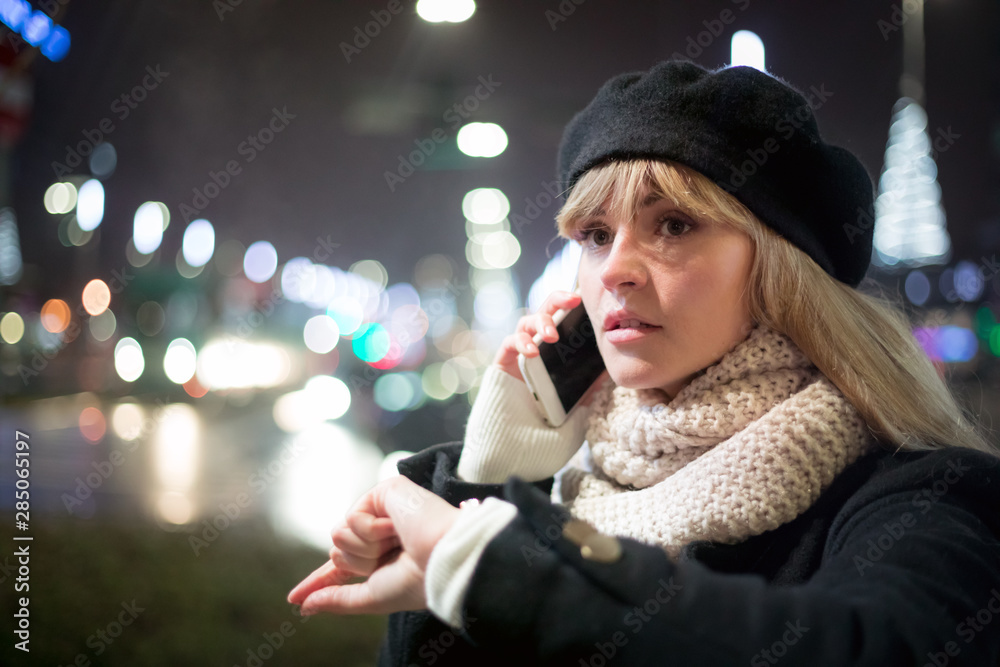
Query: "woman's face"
575 188 755 400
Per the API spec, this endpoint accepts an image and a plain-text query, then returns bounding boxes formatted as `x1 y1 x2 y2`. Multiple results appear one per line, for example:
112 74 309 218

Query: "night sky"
12 0 999 305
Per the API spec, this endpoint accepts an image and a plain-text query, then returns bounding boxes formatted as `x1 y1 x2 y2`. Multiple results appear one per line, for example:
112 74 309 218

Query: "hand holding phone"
517 297 607 426
489 289 608 427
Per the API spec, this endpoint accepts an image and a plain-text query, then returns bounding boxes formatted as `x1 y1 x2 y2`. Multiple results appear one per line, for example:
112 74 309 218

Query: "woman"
288 61 1000 665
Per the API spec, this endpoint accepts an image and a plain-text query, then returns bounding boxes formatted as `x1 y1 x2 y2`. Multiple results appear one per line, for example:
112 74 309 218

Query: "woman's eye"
576 227 611 246
660 216 693 237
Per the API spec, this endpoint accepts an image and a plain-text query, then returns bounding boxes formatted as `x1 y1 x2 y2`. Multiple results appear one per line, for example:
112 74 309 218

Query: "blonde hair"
557 159 997 456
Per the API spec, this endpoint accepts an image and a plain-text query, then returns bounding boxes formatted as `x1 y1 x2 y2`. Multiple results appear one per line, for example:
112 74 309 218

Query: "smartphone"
518 299 606 427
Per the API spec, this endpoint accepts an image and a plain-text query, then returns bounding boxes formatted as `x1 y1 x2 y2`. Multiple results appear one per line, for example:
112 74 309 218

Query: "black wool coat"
375 441 1000 666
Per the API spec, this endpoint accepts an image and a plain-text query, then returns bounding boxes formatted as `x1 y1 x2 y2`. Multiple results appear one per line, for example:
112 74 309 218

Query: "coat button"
561 518 622 563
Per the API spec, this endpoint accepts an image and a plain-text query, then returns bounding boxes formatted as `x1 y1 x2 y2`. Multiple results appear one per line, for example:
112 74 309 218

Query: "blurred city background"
1 0 999 665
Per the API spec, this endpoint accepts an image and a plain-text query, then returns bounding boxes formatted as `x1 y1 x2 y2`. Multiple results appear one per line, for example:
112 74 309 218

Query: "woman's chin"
606 365 669 391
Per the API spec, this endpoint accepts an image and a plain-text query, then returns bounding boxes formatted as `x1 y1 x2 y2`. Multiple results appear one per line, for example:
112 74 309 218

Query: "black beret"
557 60 875 287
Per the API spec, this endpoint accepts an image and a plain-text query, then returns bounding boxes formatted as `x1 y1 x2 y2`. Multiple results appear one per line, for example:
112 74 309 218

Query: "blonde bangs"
555 159 757 239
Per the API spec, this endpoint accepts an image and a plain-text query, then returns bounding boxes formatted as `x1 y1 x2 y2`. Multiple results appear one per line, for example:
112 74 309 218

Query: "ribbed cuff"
458 365 591 484
424 496 518 629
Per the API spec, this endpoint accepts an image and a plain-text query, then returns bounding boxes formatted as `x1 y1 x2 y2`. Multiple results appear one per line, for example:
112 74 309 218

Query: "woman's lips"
605 324 661 344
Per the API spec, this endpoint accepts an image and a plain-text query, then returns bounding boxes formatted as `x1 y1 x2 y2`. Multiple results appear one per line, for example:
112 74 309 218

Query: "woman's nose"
599 233 647 292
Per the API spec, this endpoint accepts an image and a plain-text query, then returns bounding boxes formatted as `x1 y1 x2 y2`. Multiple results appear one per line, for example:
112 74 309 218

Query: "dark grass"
0 512 387 666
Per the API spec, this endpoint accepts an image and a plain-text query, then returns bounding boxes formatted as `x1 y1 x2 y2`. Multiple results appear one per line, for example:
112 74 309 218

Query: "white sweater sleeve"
458 364 592 484
424 497 518 628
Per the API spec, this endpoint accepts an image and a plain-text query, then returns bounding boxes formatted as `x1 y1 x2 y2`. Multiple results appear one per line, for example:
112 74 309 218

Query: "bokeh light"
111 402 146 441
273 375 352 432
422 362 459 400
414 254 455 287
914 326 978 363
89 142 117 178
352 322 391 363
67 218 94 247
89 309 117 342
244 240 278 283
76 179 105 231
196 338 290 390
303 315 340 354
328 296 365 336
467 231 520 269
374 373 416 411
350 259 388 291
115 337 145 382
82 279 111 316
176 250 204 279
416 0 475 23
457 122 508 158
134 202 166 254
126 238 155 268
954 260 985 302
43 182 77 214
462 188 509 225
904 269 931 306
281 257 316 303
164 338 198 384
473 282 519 326
0 312 25 343
40 298 71 333
731 30 766 71
183 219 215 267
79 406 107 443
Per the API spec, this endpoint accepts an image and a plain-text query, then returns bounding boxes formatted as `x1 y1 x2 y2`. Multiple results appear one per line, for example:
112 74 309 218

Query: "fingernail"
527 343 537 353
546 326 556 337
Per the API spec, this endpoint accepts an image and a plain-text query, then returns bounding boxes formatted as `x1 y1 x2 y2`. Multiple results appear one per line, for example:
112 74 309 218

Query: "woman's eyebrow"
576 193 669 224
639 193 664 208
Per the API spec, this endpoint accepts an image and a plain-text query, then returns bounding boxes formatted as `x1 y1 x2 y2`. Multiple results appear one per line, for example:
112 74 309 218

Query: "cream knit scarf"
557 324 875 559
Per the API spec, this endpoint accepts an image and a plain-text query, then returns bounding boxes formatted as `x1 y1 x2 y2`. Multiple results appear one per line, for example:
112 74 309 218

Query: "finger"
346 512 397 542
332 526 400 560
514 330 539 356
541 290 582 316
533 292 583 344
300 581 382 616
329 546 379 578
287 560 355 605
534 312 560 344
